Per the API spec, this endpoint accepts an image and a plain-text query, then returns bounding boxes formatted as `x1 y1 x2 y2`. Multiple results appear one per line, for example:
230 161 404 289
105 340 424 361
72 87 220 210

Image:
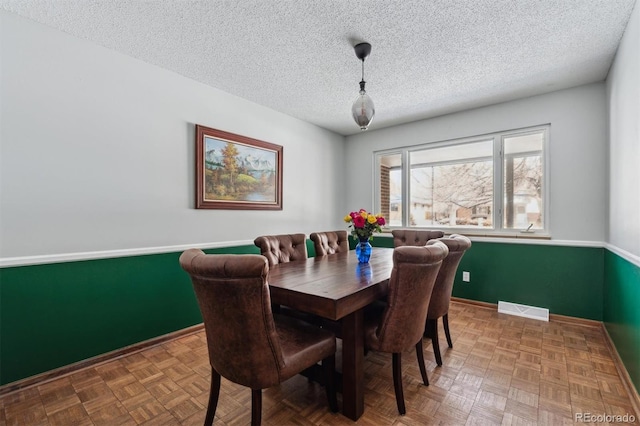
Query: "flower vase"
355 237 372 263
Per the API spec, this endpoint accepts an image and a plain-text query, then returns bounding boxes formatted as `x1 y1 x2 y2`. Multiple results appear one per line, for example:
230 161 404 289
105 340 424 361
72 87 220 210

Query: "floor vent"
498 301 549 322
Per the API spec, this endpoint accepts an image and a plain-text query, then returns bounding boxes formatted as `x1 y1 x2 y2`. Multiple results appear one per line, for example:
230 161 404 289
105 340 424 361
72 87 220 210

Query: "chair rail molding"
0 240 256 268
605 243 640 268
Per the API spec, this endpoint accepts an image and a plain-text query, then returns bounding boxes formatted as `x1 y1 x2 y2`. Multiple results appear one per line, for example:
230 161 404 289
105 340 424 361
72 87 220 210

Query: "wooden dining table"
266 247 395 421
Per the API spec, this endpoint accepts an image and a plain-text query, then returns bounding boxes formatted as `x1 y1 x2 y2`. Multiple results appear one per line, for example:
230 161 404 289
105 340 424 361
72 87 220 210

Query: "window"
375 126 548 234
503 132 544 230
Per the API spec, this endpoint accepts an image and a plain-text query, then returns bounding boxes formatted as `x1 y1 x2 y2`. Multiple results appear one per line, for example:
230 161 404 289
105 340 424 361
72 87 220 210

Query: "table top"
267 247 394 321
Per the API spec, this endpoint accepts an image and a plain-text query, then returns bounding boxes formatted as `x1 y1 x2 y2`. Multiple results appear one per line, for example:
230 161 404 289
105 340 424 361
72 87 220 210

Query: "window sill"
381 229 551 240
454 232 551 240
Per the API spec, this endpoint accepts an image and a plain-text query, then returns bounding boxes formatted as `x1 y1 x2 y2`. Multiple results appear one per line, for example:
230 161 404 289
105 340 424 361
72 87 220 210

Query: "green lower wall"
373 237 604 320
0 239 633 390
603 250 640 393
453 242 604 320
0 245 261 386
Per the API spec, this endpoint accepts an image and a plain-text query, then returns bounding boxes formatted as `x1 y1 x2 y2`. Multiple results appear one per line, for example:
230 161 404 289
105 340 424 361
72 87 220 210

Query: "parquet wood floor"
1 302 638 425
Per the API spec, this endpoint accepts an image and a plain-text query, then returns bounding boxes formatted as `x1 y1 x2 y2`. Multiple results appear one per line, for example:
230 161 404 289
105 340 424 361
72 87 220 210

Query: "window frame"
374 125 550 236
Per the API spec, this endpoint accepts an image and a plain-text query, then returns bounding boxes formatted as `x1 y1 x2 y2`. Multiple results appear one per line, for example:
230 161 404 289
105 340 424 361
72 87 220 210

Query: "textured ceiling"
1 0 636 135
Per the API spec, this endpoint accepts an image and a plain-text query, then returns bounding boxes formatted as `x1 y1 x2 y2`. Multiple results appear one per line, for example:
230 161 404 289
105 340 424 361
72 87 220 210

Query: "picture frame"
195 125 283 210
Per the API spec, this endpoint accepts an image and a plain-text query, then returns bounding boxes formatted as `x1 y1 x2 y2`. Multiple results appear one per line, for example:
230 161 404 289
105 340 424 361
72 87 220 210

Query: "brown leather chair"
254 233 313 321
253 233 308 266
425 234 472 366
391 229 445 247
308 230 350 334
364 242 449 415
179 249 338 425
310 230 349 256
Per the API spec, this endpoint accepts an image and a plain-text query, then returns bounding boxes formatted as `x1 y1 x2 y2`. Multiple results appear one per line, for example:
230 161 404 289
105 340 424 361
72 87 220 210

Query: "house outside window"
375 126 548 234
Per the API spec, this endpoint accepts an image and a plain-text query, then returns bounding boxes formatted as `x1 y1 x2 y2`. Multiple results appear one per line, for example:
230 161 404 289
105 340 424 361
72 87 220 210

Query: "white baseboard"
498 300 549 321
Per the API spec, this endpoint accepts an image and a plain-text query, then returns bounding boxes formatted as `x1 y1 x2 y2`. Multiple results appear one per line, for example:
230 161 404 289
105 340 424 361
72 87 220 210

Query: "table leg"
341 309 364 420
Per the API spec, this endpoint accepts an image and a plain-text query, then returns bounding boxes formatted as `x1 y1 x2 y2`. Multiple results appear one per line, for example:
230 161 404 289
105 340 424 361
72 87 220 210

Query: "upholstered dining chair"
253 233 313 320
308 230 350 335
364 242 449 415
391 229 445 247
425 234 472 366
310 230 349 256
253 233 308 266
179 249 338 426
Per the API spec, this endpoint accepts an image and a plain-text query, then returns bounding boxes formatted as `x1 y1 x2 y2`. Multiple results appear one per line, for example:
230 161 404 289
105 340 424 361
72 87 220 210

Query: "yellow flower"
360 211 368 219
343 215 352 223
367 214 377 224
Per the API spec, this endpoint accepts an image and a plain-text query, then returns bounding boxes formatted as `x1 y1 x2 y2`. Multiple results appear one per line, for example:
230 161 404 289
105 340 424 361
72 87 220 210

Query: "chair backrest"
179 249 285 389
253 233 308 266
426 234 472 319
310 230 349 256
391 230 445 247
368 242 449 353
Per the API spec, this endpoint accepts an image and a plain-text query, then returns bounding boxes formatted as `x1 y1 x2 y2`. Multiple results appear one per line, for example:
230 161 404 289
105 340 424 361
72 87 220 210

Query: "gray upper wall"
0 11 346 259
607 1 640 259
345 83 608 244
2 6 638 261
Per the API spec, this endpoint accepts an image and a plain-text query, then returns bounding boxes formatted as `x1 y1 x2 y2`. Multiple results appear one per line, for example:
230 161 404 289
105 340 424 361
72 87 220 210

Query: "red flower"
353 215 366 228
377 216 386 226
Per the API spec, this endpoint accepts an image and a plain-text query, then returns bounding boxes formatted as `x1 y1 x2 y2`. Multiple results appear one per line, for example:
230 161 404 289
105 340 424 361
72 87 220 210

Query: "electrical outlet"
462 271 470 282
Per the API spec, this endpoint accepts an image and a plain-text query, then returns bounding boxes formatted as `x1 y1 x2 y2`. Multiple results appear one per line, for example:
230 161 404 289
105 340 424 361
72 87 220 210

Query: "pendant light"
352 42 375 130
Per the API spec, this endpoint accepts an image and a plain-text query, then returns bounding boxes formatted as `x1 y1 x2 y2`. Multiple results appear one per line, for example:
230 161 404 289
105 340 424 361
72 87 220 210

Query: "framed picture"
195 125 283 210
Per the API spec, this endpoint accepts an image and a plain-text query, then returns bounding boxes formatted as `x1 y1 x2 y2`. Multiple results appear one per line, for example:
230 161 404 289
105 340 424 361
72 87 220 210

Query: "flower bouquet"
344 209 386 263
344 209 386 241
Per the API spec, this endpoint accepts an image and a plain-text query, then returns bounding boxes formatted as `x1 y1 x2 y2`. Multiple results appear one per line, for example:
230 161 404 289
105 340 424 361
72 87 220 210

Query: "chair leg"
204 369 221 426
392 353 406 415
323 355 339 412
251 389 262 426
443 313 453 348
427 318 443 366
415 340 429 386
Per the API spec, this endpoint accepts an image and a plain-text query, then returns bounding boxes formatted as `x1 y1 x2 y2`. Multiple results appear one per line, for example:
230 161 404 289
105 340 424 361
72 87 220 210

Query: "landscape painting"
195 125 282 210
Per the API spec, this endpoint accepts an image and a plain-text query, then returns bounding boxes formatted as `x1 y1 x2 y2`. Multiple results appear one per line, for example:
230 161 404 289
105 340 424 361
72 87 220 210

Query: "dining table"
266 247 395 421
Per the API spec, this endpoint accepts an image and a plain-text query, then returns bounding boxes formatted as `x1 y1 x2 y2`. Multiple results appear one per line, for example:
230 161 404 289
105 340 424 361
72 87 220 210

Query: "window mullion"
402 150 410 227
495 136 504 232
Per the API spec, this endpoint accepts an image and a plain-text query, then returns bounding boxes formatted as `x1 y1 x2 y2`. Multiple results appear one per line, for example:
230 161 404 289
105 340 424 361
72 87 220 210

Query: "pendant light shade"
352 42 375 131
352 83 375 130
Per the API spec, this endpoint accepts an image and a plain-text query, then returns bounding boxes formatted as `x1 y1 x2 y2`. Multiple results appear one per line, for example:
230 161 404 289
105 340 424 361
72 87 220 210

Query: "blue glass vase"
355 237 372 263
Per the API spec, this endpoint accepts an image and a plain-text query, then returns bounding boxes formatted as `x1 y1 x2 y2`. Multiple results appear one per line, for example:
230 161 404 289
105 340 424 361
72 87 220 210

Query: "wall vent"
498 301 549 322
